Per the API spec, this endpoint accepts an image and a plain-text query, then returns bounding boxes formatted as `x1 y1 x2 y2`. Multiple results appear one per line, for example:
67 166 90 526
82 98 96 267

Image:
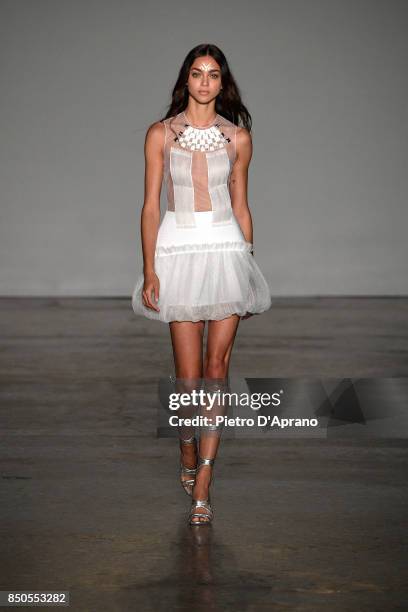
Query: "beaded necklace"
175 111 230 152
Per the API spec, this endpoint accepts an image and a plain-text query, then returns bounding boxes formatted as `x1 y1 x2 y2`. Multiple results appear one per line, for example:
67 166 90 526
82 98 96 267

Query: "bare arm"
141 121 164 272
229 127 254 253
140 121 164 311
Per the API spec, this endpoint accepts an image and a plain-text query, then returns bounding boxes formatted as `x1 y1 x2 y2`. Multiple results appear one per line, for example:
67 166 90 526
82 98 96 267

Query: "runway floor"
0 297 407 611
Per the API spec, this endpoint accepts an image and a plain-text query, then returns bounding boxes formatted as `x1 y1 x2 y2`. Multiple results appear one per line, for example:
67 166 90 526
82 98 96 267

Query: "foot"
180 437 197 494
190 461 213 524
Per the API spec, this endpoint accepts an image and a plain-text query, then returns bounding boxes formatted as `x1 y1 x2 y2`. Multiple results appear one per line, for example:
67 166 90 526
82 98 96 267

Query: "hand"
142 271 160 312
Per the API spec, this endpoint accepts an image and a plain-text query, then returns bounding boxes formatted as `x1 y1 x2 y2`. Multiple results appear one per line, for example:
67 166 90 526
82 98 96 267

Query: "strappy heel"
189 454 215 526
179 436 197 496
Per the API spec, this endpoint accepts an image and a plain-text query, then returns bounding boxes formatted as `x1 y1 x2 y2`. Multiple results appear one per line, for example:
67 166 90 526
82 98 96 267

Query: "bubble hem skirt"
131 210 273 323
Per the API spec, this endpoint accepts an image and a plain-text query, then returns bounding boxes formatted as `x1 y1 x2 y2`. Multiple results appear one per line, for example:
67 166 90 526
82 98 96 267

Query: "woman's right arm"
140 121 165 312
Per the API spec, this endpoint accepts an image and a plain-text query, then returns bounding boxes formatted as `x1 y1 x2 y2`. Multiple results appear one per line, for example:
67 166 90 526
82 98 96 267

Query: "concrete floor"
0 297 407 611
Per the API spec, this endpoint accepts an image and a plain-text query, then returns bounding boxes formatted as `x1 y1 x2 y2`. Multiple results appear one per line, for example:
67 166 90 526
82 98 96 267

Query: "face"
186 56 222 104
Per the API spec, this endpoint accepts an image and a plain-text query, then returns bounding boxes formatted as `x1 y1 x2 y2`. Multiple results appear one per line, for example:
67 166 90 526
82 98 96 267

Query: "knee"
175 364 203 382
174 372 203 392
203 354 228 379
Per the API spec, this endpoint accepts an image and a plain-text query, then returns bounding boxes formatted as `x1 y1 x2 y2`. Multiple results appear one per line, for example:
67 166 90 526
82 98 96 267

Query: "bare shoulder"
146 120 165 142
144 120 165 154
236 126 253 161
236 125 252 142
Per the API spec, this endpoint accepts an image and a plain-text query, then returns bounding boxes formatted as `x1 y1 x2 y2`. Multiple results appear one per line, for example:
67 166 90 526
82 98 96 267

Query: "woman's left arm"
228 127 254 254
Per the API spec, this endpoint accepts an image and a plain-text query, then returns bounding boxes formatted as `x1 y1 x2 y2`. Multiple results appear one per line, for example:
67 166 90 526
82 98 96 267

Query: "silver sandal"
179 436 197 496
189 455 215 526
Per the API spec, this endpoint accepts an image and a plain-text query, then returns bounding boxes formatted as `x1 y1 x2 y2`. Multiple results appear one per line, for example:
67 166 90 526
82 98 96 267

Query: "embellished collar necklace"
175 111 230 152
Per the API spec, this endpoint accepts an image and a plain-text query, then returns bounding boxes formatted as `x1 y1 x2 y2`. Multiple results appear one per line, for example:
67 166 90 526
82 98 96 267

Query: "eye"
192 72 200 77
210 73 219 79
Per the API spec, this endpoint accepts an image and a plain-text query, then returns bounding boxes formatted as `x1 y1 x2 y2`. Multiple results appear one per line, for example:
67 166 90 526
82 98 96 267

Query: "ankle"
193 465 212 490
180 439 197 467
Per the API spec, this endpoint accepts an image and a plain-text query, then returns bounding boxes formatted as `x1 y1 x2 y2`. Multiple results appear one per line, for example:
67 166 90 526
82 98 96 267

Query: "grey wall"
1 0 407 296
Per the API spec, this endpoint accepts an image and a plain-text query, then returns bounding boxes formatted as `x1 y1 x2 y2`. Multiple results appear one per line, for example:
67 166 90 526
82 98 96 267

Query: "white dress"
131 110 272 323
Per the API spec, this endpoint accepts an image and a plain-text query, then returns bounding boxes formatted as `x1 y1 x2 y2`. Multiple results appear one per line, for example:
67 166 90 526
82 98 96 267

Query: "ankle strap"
180 436 196 444
198 454 215 467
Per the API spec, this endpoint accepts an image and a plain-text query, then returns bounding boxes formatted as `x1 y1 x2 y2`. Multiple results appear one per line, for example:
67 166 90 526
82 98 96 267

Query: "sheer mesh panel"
162 111 237 227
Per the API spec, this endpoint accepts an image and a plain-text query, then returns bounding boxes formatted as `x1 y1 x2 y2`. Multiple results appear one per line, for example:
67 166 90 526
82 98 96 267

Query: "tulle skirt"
131 210 272 323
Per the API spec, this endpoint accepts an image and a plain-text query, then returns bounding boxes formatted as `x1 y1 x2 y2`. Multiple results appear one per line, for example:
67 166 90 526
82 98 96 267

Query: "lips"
199 91 209 94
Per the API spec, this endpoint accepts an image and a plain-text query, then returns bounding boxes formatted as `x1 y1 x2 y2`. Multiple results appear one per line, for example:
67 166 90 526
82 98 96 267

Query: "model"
131 43 272 526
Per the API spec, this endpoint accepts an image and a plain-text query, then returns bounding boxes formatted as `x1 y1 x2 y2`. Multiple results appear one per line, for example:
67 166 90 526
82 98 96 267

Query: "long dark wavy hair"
159 43 252 132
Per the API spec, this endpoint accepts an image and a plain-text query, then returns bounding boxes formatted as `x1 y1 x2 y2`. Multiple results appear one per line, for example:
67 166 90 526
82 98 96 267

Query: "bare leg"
191 314 241 523
169 320 205 491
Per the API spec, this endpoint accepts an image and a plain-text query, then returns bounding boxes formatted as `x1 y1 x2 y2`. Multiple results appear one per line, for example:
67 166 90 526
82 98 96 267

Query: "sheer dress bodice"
131 111 273 323
162 111 238 228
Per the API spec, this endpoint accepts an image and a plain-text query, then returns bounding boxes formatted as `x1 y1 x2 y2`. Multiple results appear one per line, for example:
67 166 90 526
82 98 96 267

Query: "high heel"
179 436 197 496
189 455 215 526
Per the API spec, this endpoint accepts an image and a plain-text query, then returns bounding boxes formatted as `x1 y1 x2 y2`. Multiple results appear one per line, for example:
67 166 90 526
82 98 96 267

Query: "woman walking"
132 43 272 525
